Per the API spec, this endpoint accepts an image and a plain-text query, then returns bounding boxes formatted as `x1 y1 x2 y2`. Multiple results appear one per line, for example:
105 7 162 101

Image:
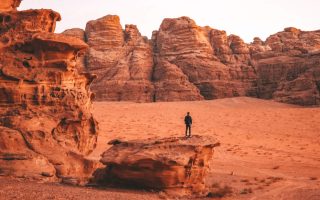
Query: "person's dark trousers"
185 124 191 137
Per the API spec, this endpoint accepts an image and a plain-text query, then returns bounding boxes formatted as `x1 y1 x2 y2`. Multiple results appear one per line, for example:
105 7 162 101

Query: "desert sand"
90 97 320 199
1 97 319 199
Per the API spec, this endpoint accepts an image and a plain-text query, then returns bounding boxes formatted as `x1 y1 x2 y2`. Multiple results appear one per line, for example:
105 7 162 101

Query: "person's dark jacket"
184 115 192 125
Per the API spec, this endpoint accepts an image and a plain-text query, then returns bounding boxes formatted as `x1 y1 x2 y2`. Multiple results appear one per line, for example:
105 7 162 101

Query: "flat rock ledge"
96 135 220 197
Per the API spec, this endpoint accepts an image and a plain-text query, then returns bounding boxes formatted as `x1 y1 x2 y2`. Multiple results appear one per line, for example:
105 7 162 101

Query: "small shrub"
211 182 220 188
207 185 233 198
240 188 253 194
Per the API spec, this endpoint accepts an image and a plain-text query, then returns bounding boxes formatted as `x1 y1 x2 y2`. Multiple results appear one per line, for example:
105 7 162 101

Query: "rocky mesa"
64 15 320 105
0 0 99 184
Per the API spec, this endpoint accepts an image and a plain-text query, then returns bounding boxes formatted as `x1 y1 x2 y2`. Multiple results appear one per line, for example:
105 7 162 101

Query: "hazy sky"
20 0 319 42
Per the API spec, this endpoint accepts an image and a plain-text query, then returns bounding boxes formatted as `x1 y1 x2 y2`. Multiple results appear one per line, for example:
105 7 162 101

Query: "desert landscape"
91 97 320 199
0 0 320 199
1 97 320 199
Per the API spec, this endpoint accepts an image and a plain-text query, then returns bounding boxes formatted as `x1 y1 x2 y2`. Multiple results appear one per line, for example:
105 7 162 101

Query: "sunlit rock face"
0 3 99 184
65 15 320 105
61 28 87 72
251 27 320 105
97 136 220 196
83 15 155 102
0 0 21 12
152 17 257 101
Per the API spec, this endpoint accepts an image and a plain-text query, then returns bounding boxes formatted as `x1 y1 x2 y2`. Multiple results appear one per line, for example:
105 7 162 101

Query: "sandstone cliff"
0 1 99 184
96 136 220 196
64 16 320 105
84 15 154 102
252 27 320 105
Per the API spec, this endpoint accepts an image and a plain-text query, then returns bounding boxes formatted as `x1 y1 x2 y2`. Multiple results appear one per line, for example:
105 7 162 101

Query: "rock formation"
64 16 320 105
252 27 320 105
96 136 220 196
61 28 87 72
0 1 99 184
84 15 154 102
152 17 257 101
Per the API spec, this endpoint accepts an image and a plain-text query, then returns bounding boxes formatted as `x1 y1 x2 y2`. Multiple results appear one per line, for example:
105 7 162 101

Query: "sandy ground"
1 97 320 199
90 97 320 199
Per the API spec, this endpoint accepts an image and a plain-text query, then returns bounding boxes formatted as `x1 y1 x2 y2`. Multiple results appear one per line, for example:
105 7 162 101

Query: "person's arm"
190 117 192 124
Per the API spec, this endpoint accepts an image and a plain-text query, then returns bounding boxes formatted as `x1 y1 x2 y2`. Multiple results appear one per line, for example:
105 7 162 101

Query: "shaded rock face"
0 6 99 183
97 136 220 196
66 16 320 105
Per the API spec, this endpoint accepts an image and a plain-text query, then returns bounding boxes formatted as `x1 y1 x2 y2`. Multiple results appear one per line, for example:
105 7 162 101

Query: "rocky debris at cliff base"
94 135 220 197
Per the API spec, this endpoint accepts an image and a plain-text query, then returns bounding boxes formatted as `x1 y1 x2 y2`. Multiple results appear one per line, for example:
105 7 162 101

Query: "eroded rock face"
153 17 257 101
97 136 220 196
0 0 21 12
84 15 154 102
0 6 99 184
252 28 320 105
73 15 320 105
61 28 87 72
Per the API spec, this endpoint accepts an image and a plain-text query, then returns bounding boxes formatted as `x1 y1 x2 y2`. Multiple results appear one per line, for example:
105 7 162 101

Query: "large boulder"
97 136 220 196
0 5 99 184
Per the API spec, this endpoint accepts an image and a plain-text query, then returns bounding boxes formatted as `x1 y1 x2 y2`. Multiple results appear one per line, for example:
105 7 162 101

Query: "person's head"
187 112 190 115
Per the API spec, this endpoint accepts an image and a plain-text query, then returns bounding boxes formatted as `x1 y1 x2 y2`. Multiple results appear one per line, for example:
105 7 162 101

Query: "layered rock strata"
252 27 320 105
0 1 99 184
97 136 220 196
65 15 320 105
84 16 154 102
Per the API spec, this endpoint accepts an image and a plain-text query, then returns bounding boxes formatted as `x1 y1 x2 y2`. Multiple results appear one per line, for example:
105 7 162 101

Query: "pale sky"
20 0 319 43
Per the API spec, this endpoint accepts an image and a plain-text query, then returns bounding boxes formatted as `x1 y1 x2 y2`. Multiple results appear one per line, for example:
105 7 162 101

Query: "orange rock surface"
0 3 99 184
97 136 220 196
84 15 154 102
0 0 21 12
65 16 320 105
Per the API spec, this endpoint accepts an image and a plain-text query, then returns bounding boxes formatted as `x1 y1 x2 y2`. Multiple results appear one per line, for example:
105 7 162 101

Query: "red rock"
0 0 21 12
153 17 257 100
97 136 220 196
85 15 154 102
75 15 319 105
0 5 99 184
62 28 86 41
61 28 87 72
254 28 320 105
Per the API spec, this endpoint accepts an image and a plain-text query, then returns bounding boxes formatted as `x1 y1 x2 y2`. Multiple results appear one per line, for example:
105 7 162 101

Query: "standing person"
184 112 192 137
